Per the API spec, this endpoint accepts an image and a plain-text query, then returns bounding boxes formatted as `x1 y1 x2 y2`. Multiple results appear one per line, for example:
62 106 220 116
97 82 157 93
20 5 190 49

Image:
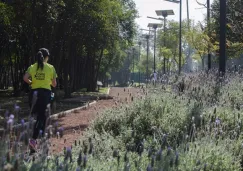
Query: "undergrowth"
1 72 243 170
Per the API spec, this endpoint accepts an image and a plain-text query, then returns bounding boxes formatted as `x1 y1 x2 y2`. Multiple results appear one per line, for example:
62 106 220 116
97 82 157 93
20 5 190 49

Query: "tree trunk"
87 50 96 92
201 56 204 70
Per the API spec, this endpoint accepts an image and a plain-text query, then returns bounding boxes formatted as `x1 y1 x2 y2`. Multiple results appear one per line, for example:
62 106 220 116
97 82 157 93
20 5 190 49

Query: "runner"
23 48 57 153
153 71 157 86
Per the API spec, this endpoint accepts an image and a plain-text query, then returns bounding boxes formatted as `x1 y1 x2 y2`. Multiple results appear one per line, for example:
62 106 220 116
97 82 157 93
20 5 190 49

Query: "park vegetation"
0 0 138 95
1 71 243 170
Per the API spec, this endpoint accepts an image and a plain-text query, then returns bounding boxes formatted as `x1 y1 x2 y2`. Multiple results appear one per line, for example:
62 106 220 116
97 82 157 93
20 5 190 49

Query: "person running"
23 48 57 153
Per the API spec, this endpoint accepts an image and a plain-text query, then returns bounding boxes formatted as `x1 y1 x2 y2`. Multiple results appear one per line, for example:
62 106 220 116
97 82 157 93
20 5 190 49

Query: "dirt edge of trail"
49 87 143 154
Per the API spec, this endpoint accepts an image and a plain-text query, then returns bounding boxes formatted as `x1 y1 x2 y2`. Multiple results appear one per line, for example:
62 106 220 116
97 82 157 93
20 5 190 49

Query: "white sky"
134 0 214 29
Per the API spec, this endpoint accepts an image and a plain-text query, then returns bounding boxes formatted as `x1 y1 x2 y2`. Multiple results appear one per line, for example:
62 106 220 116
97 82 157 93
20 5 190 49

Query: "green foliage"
177 138 241 171
137 52 154 74
0 2 14 26
185 22 218 68
0 0 138 92
3 73 243 171
211 0 243 58
157 20 188 71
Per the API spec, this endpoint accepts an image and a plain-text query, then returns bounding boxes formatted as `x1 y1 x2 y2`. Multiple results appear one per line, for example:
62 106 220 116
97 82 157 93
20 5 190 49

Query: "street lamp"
163 0 182 74
207 0 211 70
155 10 174 74
141 33 151 85
141 28 153 85
132 47 135 81
138 41 142 86
219 0 226 74
147 16 164 21
147 23 162 74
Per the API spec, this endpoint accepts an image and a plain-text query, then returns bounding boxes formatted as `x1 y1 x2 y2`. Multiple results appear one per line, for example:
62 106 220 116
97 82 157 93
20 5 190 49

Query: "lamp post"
132 47 135 81
126 51 131 82
138 41 142 86
163 0 182 74
141 29 153 85
219 0 226 74
155 10 174 74
207 0 211 70
148 23 162 74
145 34 150 85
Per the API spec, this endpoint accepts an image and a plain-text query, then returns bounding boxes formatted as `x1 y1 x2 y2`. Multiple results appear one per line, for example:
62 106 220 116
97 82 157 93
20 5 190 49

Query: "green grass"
72 87 109 97
98 87 109 94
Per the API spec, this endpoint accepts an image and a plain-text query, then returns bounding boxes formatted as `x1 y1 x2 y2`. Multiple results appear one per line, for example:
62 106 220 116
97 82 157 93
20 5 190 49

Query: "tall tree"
211 0 243 58
185 22 218 70
0 0 138 95
157 20 187 72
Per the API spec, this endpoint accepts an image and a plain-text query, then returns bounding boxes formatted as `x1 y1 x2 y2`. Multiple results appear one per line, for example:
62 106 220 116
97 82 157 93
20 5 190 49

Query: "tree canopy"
0 0 138 95
211 0 243 58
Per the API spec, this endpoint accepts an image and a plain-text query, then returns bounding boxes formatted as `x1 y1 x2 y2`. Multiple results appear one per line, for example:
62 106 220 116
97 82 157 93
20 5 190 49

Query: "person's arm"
51 67 57 87
51 78 57 87
23 72 32 85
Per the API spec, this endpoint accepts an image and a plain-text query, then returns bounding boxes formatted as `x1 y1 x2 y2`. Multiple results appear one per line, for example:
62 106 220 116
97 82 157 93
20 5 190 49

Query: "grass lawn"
98 87 109 94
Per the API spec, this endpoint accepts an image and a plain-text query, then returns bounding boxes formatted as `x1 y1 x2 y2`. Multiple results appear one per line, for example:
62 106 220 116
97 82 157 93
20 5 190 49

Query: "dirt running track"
50 87 143 154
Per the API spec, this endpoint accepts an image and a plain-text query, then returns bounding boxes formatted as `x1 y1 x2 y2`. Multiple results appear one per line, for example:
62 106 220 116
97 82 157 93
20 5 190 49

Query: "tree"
158 47 173 72
157 20 187 72
185 22 218 69
0 0 138 95
137 51 154 74
211 0 243 58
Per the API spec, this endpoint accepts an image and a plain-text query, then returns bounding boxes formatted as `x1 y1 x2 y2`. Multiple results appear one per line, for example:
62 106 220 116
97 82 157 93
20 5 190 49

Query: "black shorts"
29 88 52 115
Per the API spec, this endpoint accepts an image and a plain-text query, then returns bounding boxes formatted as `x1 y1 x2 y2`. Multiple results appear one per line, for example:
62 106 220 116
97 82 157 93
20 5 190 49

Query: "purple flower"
83 155 87 167
21 119 25 126
39 130 43 135
215 117 221 125
4 110 9 118
156 148 162 161
167 146 172 155
76 167 80 171
175 151 179 166
7 119 13 130
147 164 153 171
9 114 14 119
14 105 20 111
7 119 13 124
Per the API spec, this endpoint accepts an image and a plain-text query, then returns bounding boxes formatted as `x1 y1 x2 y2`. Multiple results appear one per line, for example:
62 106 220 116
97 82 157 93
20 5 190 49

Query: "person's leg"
30 89 51 152
32 89 51 139
29 90 33 108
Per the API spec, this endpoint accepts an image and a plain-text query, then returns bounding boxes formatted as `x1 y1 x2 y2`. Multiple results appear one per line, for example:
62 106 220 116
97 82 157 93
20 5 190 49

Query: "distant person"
153 72 157 81
153 72 157 85
23 48 57 153
131 80 134 86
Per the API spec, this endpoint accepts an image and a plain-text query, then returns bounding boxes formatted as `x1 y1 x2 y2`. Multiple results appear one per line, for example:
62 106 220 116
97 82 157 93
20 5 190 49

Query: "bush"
2 72 243 170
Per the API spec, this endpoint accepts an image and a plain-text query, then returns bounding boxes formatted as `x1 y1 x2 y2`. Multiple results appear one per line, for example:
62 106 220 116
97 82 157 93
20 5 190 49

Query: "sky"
134 0 214 29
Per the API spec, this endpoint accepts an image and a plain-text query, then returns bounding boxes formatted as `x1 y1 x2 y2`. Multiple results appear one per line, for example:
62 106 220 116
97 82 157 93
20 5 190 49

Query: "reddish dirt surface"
50 87 143 154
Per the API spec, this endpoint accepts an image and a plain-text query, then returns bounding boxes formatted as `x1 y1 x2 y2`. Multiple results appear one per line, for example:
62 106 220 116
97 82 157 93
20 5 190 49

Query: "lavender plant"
1 72 243 170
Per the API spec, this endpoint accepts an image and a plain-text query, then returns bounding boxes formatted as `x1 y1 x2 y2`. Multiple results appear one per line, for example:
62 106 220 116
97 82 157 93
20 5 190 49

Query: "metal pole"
139 42 141 86
179 0 182 74
207 0 211 70
163 16 166 74
186 0 189 27
153 26 157 73
219 0 226 74
186 0 191 72
132 48 135 81
146 35 149 84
